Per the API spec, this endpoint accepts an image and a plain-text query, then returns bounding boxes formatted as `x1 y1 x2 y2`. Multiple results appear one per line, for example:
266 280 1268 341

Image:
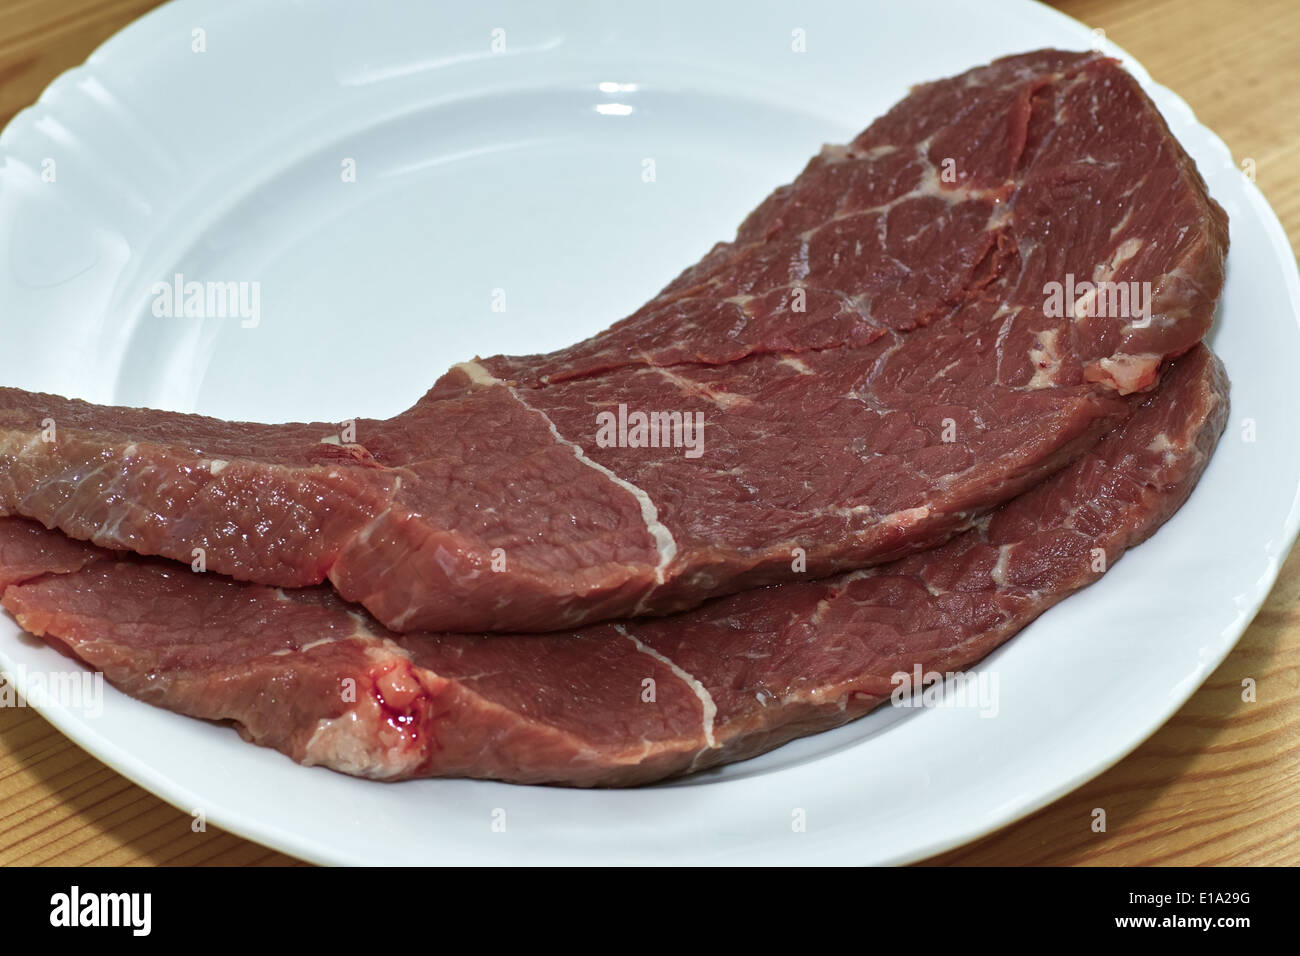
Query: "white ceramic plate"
1 0 1296 866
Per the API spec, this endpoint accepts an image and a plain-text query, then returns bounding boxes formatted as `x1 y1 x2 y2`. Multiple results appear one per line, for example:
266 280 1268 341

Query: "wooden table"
0 0 1296 867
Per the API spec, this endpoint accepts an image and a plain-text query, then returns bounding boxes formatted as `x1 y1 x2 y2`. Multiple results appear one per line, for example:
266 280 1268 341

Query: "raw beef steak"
0 346 1228 785
0 50 1229 633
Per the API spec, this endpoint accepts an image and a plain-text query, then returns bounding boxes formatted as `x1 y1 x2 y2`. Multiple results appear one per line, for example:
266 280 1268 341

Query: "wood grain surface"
0 0 1296 867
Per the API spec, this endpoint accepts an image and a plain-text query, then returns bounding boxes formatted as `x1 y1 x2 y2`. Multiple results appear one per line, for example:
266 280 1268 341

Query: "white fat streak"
799 138 1000 245
1111 236 1144 270
1095 352 1159 392
300 635 340 653
991 305 1018 385
506 381 678 583
819 143 899 164
1147 432 1178 466
269 634 342 657
1107 205 1134 240
1092 237 1145 285
990 544 1013 586
884 505 930 528
614 624 717 749
452 359 506 386
270 612 376 656
818 143 856 163
650 364 749 409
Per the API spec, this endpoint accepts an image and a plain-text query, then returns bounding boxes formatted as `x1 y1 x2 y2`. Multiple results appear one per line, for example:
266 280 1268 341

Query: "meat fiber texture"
0 49 1229 634
0 345 1228 786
